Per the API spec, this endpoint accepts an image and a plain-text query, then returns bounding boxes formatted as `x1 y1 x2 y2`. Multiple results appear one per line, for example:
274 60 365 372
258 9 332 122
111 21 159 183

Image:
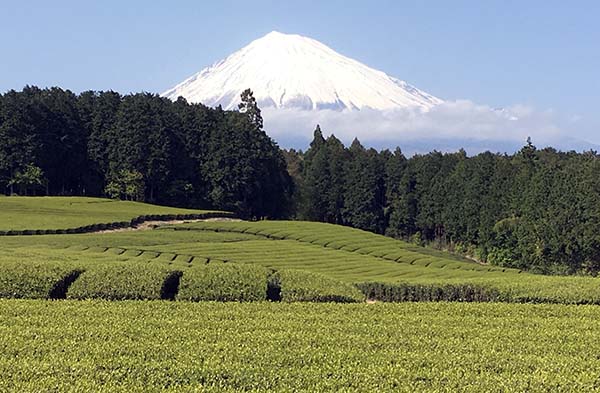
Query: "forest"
1 86 599 274
0 86 292 218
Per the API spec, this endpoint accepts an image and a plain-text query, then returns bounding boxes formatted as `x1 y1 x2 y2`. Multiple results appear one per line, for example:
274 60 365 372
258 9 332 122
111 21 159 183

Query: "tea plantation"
1 201 600 303
2 196 600 391
0 196 224 231
2 300 600 392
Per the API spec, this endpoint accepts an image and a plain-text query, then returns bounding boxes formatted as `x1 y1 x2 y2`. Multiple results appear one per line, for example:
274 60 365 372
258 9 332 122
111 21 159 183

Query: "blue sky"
1 0 599 144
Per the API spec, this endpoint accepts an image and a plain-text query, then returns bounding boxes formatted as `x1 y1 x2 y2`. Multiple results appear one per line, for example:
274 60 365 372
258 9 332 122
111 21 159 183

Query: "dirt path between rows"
96 217 241 234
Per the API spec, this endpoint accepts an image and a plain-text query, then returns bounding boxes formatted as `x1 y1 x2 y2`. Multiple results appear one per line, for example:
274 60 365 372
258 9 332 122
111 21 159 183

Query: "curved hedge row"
0 261 83 299
0 212 236 236
67 263 182 300
177 264 270 302
271 269 365 303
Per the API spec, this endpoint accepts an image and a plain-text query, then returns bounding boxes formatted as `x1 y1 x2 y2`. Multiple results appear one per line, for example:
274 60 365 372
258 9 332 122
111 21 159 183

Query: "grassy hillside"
1 210 600 303
0 196 221 230
1 300 600 392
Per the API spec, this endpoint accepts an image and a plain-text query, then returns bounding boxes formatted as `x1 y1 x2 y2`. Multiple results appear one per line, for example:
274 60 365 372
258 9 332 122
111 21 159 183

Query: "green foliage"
67 263 180 300
294 129 600 275
3 301 600 391
272 269 364 302
7 164 45 195
104 169 145 201
0 261 82 299
342 140 386 233
173 220 600 304
486 246 518 268
4 85 599 274
357 281 500 302
1 200 600 305
299 126 348 223
238 88 263 130
177 264 269 302
0 87 291 217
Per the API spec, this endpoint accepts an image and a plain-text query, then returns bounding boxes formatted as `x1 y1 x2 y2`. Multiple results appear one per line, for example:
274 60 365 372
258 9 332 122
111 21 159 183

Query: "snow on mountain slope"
162 31 443 111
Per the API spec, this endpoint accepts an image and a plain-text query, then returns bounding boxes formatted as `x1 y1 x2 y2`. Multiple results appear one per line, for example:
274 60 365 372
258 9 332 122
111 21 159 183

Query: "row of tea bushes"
67 263 182 301
4 260 600 304
0 212 236 236
356 281 502 303
356 278 600 305
0 261 364 303
272 269 365 303
177 264 270 302
0 261 83 299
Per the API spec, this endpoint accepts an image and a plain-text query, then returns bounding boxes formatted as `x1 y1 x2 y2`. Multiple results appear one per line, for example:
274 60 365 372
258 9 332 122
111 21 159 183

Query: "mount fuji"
162 31 442 112
162 31 591 154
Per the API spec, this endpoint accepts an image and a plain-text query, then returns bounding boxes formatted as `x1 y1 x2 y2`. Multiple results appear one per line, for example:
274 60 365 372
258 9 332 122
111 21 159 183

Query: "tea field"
1 300 600 392
1 207 600 303
0 196 219 230
2 196 600 391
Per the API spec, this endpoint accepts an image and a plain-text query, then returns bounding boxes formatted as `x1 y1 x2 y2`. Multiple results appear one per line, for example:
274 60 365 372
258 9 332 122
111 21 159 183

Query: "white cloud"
262 100 592 153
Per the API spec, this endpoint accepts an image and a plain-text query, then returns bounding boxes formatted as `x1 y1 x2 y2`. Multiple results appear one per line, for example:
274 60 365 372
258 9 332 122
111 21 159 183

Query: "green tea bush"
67 263 181 300
272 269 365 303
4 301 600 391
177 264 269 302
356 281 501 302
0 261 83 299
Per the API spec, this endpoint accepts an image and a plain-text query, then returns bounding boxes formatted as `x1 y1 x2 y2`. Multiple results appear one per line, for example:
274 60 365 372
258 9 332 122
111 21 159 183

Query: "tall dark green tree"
299 126 328 221
342 139 386 233
0 90 38 194
300 127 348 224
204 90 292 218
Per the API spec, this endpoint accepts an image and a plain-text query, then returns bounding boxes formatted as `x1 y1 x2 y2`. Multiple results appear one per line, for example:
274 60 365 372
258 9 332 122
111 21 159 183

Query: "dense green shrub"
356 281 501 302
0 261 83 299
177 264 269 302
272 269 365 303
67 263 181 300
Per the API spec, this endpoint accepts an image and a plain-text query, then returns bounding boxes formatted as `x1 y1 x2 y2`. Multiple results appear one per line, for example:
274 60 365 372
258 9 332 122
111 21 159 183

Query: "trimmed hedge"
0 261 83 299
67 263 181 300
356 281 502 302
177 264 269 302
272 269 365 303
0 212 236 236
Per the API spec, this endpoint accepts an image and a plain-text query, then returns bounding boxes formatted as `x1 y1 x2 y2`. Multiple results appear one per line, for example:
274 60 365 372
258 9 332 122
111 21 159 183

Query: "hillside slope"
0 197 223 231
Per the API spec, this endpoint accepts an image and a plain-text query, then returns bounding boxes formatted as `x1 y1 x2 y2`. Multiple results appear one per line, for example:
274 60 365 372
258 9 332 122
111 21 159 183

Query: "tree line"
1 86 599 274
0 86 292 218
286 127 600 275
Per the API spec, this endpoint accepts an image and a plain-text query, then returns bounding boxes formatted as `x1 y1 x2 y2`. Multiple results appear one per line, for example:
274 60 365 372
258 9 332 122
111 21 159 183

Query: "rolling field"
0 196 221 230
1 300 600 392
2 196 600 391
1 197 600 303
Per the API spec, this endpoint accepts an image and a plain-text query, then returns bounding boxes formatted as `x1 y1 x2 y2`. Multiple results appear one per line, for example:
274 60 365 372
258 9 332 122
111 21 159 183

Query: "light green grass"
0 196 221 230
1 300 600 392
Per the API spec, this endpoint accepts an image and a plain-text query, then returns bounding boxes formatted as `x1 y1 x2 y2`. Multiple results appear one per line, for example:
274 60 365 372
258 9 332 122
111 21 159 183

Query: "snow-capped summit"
162 31 443 111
